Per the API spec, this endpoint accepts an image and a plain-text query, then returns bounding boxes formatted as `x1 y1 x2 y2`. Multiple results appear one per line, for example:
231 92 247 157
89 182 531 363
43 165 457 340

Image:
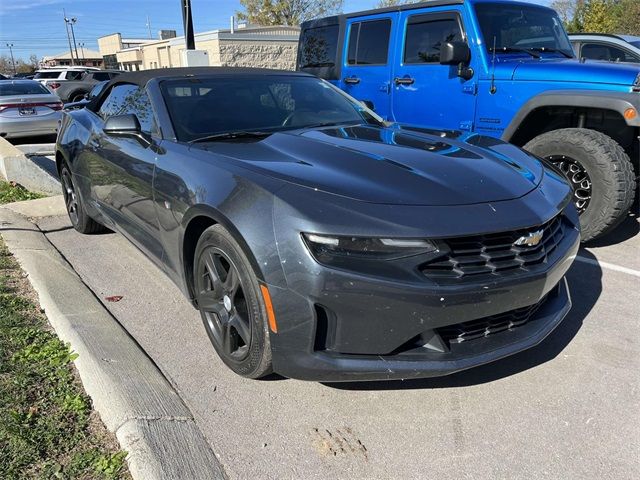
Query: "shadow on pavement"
8 134 57 145
324 251 602 391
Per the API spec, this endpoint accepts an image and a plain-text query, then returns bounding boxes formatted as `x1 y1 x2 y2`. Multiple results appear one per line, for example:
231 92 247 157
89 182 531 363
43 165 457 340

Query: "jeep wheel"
524 128 636 242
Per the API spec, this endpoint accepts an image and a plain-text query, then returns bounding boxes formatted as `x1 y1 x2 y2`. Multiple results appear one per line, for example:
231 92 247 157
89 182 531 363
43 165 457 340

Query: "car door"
390 8 477 131
340 13 397 120
89 83 164 262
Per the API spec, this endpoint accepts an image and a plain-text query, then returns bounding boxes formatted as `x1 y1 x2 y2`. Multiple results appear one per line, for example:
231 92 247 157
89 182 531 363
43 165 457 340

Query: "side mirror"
104 114 151 147
440 41 471 65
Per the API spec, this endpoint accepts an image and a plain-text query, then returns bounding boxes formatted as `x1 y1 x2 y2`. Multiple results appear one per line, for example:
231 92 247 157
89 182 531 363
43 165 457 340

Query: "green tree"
552 0 640 34
612 0 640 35
581 0 617 32
237 0 343 26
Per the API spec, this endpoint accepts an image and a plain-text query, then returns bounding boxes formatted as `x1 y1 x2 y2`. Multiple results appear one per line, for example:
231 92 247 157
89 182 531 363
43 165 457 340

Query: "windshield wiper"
489 47 541 59
189 131 272 144
528 47 573 58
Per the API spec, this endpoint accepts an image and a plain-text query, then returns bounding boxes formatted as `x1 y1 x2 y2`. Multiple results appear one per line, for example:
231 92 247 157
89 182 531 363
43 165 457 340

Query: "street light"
64 15 80 65
6 43 16 75
79 42 85 60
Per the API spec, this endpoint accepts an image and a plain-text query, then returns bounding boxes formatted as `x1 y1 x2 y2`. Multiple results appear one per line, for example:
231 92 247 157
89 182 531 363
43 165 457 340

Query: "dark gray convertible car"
56 67 579 381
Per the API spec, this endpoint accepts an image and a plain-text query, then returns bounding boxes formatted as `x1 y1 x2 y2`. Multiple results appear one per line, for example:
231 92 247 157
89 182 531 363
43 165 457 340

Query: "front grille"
437 292 550 345
421 215 565 282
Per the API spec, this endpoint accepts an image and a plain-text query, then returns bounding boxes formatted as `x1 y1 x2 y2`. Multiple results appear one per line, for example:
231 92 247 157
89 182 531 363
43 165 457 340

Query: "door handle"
344 77 361 85
394 76 415 86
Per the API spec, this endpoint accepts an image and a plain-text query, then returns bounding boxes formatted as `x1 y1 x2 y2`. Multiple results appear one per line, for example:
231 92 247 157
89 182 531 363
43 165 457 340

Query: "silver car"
0 80 62 139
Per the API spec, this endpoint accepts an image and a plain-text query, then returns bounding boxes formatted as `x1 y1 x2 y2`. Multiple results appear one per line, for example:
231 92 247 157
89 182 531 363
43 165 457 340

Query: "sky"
0 0 551 61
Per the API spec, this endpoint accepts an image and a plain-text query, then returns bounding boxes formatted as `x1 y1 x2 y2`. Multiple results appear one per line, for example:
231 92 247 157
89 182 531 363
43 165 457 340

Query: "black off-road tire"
524 128 636 242
59 163 107 234
194 224 273 379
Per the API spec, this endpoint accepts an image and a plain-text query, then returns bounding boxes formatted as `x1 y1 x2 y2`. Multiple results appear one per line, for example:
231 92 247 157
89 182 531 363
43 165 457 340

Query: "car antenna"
490 36 497 94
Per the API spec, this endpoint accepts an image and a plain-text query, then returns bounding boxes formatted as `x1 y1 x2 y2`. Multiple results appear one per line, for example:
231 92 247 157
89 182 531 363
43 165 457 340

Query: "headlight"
303 233 437 261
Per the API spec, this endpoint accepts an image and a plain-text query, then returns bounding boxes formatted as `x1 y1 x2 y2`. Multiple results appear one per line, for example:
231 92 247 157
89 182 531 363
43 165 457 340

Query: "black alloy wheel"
194 224 273 378
60 167 79 226
547 154 592 214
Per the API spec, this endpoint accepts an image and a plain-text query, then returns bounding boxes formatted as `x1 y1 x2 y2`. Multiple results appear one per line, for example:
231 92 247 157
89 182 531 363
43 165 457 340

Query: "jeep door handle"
344 77 361 85
394 76 415 86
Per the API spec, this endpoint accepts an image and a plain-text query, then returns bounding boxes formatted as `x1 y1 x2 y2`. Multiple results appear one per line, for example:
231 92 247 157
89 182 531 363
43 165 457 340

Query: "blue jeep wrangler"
298 0 640 241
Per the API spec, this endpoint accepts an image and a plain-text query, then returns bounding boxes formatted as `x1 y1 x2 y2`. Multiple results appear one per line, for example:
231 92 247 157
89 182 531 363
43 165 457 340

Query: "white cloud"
0 0 66 13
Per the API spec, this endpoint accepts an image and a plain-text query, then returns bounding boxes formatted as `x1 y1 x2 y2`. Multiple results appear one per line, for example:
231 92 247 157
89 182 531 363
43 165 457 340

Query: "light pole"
6 43 16 75
63 9 75 65
65 16 80 64
79 42 85 61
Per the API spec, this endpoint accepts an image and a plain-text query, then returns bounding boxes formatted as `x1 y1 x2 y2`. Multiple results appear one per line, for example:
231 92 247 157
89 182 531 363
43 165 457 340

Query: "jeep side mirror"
440 41 470 65
440 41 474 81
104 114 152 147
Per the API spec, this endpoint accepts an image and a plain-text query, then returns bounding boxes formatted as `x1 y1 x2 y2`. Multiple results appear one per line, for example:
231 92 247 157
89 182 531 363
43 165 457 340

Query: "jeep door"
390 8 477 131
340 13 397 120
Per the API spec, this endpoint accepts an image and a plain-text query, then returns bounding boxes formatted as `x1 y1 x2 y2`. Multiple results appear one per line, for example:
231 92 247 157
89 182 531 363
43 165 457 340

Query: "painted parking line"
575 254 640 278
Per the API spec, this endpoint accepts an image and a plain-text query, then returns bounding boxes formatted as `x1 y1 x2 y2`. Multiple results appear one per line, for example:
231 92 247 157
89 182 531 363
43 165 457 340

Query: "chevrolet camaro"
56 67 579 381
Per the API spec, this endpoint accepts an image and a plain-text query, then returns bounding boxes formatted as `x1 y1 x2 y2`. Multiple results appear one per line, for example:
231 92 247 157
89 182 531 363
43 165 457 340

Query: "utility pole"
6 43 16 75
181 0 195 50
146 15 152 39
63 9 75 65
79 42 85 60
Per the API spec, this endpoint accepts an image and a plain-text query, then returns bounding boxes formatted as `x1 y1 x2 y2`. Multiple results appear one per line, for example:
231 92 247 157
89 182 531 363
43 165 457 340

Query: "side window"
92 72 111 82
404 15 463 64
298 25 339 68
66 70 84 80
98 84 158 134
581 43 638 63
347 19 391 65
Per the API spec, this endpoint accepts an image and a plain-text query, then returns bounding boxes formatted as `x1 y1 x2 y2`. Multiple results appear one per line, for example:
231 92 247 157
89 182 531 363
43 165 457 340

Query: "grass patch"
0 239 130 479
0 181 44 205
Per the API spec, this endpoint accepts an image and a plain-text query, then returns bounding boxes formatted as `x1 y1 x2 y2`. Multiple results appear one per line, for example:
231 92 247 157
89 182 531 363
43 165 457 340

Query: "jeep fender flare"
502 90 640 142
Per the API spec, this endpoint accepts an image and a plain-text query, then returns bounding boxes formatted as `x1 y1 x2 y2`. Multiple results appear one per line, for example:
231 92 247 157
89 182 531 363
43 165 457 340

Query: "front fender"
502 90 640 141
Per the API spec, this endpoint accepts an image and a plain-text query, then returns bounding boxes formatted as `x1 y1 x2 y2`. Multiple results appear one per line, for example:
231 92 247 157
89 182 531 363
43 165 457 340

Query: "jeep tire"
524 128 636 242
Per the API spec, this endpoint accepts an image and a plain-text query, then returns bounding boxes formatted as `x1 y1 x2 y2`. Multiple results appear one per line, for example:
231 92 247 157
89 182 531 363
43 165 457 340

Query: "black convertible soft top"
110 67 311 87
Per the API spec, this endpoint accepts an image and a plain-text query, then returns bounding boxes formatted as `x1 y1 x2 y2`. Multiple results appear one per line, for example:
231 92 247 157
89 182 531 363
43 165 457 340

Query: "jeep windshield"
160 75 384 142
475 3 574 58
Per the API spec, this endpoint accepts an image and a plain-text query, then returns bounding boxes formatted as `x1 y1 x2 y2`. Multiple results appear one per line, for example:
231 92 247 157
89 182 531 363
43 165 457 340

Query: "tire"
524 128 636 242
59 163 107 234
194 224 273 379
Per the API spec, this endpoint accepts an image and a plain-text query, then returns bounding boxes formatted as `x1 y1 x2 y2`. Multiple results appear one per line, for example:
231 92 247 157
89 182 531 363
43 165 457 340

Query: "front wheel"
524 128 636 242
60 163 107 234
194 224 273 379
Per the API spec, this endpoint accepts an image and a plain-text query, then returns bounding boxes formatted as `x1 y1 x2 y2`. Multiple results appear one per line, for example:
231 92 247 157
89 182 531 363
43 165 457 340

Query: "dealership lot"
30 211 639 479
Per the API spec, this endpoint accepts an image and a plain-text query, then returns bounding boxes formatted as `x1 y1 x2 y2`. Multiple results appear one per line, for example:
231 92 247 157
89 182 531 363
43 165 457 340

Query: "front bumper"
267 215 579 382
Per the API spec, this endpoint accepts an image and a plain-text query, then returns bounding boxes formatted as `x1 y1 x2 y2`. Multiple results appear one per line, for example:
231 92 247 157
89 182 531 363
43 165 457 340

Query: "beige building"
98 25 300 72
41 49 104 68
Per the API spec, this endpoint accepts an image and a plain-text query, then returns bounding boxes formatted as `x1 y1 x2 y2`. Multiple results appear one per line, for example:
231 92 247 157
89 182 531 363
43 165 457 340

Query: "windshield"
475 3 574 57
0 82 50 96
34 71 62 79
160 75 382 142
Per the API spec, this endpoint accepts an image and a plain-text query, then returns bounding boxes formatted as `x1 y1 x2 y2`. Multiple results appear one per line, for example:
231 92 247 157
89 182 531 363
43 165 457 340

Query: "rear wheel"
194 224 273 379
524 128 636 242
60 164 107 234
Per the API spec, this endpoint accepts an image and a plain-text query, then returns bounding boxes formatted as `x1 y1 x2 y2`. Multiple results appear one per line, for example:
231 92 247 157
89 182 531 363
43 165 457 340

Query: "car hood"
510 58 640 85
195 125 544 206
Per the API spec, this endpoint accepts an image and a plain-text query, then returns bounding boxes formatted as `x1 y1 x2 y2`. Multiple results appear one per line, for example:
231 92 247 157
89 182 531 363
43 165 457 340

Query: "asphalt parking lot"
28 211 639 480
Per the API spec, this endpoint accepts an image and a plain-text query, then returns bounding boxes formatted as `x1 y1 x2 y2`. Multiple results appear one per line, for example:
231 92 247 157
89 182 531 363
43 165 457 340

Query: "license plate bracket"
18 107 37 116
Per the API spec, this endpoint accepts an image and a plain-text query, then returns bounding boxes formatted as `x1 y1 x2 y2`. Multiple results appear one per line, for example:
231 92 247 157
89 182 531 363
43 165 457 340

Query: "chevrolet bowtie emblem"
514 229 544 247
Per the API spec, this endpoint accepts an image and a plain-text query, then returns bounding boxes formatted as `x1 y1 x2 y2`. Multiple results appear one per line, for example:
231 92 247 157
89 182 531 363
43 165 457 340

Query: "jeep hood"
195 125 544 206
511 58 640 86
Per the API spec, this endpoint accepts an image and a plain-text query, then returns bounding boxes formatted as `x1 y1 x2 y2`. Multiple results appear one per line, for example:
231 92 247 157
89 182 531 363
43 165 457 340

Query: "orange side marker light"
623 108 637 120
260 284 278 333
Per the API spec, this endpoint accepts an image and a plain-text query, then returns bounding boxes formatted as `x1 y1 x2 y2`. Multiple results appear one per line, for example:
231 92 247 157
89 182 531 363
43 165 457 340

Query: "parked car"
52 70 122 103
570 34 640 64
56 67 579 381
298 0 640 242
12 72 36 79
63 80 110 110
33 67 100 89
0 80 62 139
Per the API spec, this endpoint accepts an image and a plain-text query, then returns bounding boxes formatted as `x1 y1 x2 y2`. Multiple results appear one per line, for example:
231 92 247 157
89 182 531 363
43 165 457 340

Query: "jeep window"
404 14 463 64
298 25 339 68
160 76 383 142
581 43 640 63
475 3 573 57
347 20 391 65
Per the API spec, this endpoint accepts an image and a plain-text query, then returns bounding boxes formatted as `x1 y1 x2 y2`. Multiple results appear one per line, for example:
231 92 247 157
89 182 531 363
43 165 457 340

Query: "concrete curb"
0 205 226 480
0 138 60 195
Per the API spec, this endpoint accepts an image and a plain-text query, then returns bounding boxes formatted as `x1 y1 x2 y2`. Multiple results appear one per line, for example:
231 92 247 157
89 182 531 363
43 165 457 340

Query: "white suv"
33 67 101 89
